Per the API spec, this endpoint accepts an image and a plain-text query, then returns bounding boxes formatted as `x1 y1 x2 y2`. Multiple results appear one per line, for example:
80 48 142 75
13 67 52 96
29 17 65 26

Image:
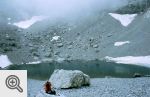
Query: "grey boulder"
49 69 90 89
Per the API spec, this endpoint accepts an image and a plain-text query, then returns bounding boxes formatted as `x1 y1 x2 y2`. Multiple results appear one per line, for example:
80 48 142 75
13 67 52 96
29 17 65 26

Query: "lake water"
6 60 150 80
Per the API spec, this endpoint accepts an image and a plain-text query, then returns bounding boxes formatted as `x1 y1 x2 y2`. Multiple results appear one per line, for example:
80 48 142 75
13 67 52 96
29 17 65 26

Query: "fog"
1 0 130 20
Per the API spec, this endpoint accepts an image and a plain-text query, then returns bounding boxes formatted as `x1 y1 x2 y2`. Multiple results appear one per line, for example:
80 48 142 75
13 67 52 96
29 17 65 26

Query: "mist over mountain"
0 0 129 20
0 0 150 67
1 2 150 97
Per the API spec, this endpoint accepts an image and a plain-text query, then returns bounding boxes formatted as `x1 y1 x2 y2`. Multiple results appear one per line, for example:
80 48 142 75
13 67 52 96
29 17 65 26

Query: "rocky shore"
28 77 150 97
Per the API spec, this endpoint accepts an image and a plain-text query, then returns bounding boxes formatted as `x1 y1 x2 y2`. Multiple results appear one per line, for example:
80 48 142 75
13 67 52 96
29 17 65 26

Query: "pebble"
57 43 63 47
68 45 73 49
93 44 98 48
28 78 150 97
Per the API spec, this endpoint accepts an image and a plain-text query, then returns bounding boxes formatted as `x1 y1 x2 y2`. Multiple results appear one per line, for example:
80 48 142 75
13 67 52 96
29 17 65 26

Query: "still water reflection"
6 60 150 80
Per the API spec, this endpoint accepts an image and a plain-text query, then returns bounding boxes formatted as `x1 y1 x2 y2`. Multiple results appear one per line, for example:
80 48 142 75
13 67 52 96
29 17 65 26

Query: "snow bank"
114 41 130 46
13 16 47 29
105 56 150 68
109 13 137 27
51 36 60 41
0 55 12 68
26 61 41 65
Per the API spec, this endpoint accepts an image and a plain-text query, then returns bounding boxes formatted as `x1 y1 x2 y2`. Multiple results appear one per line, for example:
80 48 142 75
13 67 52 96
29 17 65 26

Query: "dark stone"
133 73 142 78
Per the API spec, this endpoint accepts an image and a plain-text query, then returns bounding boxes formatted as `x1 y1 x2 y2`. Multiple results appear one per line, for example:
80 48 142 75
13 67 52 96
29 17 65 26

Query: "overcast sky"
1 0 129 19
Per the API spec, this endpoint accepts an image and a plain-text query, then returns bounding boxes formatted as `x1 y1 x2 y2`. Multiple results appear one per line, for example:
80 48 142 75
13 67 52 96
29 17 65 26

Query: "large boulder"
49 69 90 89
36 90 66 97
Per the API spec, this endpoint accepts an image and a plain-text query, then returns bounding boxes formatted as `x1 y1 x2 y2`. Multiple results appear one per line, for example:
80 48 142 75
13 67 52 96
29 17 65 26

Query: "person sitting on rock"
44 81 56 95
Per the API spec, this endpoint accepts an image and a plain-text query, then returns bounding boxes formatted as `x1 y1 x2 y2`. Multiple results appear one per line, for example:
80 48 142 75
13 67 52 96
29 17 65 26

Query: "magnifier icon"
5 75 23 93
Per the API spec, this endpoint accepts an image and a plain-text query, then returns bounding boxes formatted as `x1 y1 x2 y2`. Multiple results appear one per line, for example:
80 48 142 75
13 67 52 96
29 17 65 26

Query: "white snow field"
0 55 12 68
114 41 130 46
105 56 150 68
109 13 137 27
13 16 47 29
51 36 60 41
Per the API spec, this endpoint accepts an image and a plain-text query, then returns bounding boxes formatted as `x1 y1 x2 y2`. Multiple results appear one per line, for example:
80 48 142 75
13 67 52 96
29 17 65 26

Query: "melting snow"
51 36 60 41
109 13 137 27
26 61 41 64
105 56 150 68
13 16 47 29
0 55 12 68
114 41 130 46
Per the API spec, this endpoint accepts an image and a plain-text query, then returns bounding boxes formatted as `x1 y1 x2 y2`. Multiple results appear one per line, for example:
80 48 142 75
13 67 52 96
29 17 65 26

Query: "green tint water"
5 60 150 80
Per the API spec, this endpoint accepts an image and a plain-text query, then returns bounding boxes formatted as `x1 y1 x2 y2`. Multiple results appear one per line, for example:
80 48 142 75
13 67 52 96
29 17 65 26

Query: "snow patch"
56 57 65 63
105 56 150 68
114 41 130 46
109 13 137 27
0 55 12 68
26 61 41 64
13 16 47 29
7 18 11 21
51 36 60 41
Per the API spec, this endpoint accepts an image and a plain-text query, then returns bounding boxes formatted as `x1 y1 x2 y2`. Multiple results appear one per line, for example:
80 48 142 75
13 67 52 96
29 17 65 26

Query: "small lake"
5 60 150 80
